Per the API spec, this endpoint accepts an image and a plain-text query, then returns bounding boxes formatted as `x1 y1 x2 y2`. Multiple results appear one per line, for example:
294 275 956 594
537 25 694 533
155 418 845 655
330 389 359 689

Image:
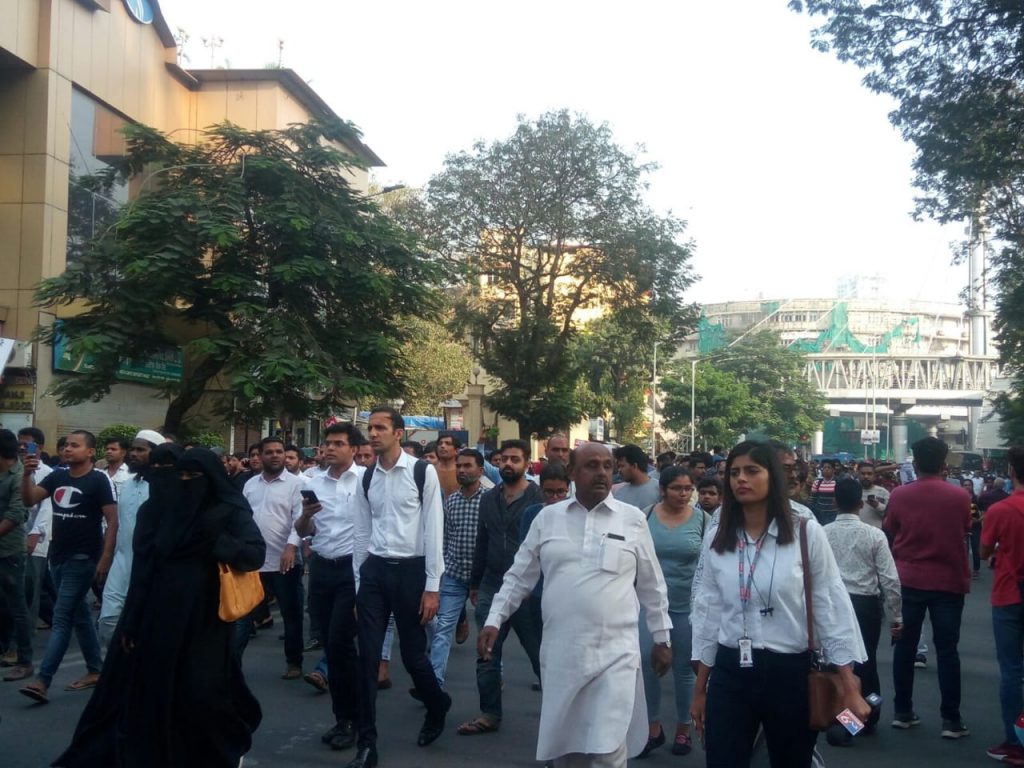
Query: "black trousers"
309 554 359 724
355 555 447 747
850 593 883 725
706 646 818 768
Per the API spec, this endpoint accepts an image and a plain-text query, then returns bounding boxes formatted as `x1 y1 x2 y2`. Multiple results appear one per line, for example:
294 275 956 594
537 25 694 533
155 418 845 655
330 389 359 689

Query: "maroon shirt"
883 475 971 594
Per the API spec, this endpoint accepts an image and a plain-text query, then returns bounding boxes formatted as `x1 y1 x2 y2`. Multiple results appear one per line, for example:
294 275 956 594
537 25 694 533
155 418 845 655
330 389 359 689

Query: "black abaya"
54 447 266 768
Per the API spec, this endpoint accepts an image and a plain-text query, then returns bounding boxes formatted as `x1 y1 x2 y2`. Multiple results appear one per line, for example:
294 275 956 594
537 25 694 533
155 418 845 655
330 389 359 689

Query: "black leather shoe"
636 727 665 758
417 692 452 746
343 746 378 768
329 722 356 751
321 721 347 745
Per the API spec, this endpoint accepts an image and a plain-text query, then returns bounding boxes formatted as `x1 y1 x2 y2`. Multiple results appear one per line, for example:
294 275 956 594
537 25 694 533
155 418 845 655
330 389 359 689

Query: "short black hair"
283 443 302 455
17 427 45 446
401 440 424 457
260 436 285 451
0 429 18 461
438 433 462 449
615 444 647 470
698 476 723 494
1008 446 1024 483
857 461 874 470
835 477 863 513
105 437 130 452
248 443 261 456
689 452 713 468
539 461 570 484
912 436 949 475
70 430 97 449
326 422 366 446
423 441 438 456
369 405 404 430
500 439 531 460
457 448 485 467
231 451 247 460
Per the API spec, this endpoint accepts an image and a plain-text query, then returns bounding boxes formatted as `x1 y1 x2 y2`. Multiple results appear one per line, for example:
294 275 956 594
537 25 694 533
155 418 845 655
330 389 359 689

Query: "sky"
161 0 969 307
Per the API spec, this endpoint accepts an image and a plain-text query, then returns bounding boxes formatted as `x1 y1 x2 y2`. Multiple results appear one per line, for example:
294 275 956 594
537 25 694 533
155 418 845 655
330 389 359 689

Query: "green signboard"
52 331 183 384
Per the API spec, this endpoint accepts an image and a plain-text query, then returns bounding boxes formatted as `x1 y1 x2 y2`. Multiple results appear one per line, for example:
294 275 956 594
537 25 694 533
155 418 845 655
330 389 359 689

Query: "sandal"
19 681 49 703
65 674 100 691
457 717 500 735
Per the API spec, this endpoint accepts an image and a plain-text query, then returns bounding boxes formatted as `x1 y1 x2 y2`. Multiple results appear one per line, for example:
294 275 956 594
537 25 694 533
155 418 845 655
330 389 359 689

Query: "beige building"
0 0 381 442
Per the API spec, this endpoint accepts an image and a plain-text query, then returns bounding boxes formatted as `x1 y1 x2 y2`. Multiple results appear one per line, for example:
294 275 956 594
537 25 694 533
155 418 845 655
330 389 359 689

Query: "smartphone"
836 708 865 736
23 441 38 456
300 489 319 503
868 494 876 503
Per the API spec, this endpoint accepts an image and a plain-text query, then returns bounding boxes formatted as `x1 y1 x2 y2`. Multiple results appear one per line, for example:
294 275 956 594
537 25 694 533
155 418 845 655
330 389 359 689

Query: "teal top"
647 506 707 613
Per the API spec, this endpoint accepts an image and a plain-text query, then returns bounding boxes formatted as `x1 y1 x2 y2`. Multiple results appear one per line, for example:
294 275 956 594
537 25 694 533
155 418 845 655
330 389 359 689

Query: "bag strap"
362 463 375 500
800 517 816 653
414 458 427 506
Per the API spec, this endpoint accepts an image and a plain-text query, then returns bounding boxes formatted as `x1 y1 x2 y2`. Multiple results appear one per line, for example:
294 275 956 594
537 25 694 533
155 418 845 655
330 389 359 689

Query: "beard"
860 477 873 489
500 466 524 484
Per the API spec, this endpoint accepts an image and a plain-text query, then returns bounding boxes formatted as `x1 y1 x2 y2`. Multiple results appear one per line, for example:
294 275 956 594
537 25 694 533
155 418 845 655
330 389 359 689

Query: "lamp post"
651 342 659 455
690 358 698 452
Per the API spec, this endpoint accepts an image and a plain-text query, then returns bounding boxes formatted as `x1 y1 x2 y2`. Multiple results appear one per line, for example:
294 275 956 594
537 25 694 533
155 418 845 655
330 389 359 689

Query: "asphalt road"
0 567 1007 767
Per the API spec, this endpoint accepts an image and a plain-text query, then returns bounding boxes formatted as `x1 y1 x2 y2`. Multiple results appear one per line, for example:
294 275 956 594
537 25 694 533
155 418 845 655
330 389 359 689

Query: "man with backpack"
349 406 448 768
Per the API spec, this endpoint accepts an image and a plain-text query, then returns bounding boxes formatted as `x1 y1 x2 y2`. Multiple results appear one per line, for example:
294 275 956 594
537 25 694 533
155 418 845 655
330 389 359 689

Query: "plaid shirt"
443 485 483 583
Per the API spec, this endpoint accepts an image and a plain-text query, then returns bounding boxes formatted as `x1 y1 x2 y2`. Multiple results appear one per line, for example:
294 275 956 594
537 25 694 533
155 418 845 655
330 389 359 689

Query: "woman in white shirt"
689 441 869 767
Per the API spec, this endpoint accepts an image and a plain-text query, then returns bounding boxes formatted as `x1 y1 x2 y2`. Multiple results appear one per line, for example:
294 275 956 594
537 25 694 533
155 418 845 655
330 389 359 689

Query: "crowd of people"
0 416 1023 768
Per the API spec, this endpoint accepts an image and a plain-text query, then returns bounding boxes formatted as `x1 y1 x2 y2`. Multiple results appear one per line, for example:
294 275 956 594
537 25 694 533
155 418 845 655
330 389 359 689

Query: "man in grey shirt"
612 444 660 509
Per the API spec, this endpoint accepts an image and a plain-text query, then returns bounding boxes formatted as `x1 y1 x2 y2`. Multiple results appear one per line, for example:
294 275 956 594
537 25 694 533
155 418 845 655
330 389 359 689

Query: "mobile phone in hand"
23 441 37 456
300 489 319 503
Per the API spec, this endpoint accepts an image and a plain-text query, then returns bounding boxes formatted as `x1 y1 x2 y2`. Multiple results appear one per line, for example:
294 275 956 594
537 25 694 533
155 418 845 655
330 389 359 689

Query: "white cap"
135 429 167 446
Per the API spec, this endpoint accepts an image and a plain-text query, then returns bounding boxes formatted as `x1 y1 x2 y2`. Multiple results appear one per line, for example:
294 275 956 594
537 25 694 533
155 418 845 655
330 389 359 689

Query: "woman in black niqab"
54 447 266 768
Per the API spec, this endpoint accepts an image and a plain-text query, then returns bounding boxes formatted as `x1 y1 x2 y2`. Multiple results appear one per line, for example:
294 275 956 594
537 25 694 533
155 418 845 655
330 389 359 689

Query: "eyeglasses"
542 487 569 499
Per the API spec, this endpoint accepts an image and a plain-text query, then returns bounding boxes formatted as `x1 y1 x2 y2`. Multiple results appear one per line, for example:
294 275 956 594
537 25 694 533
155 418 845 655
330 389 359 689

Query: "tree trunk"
161 355 224 434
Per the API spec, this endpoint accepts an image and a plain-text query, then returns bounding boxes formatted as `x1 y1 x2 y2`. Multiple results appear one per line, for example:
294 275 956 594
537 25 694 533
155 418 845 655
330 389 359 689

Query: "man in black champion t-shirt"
18 430 117 703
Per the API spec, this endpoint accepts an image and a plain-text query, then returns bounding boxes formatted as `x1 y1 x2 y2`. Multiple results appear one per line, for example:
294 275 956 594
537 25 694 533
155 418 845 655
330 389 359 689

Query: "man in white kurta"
479 442 672 767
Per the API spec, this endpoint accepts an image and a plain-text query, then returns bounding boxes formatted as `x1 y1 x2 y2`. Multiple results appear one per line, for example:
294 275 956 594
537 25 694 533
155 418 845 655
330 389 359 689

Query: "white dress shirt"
244 471 304 572
305 464 370 585
691 516 866 667
355 450 444 591
825 513 902 623
27 464 53 559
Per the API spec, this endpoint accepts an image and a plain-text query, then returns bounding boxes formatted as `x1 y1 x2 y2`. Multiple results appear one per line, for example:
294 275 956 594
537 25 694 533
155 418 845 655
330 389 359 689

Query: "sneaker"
986 741 1024 761
914 653 927 668
892 712 921 729
941 720 970 739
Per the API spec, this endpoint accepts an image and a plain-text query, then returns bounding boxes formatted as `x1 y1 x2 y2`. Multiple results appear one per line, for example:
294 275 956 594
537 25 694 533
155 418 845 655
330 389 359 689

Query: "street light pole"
651 342 658 455
690 358 697 452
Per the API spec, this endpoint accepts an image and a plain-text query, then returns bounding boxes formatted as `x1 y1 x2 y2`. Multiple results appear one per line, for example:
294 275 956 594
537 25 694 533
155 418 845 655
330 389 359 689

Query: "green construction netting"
696 302 922 355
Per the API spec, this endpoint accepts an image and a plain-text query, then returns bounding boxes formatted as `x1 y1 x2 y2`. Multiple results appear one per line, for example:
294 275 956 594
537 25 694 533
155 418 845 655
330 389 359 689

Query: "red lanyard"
737 530 768 606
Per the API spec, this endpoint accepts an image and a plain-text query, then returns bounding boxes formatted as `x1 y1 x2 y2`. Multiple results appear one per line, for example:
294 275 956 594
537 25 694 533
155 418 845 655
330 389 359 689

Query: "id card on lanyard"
737 531 767 668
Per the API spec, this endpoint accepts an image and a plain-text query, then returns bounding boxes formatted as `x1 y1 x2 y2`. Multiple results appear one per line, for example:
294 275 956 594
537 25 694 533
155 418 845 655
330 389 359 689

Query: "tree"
36 120 438 433
790 0 1024 443
398 314 475 416
660 362 756 449
425 111 695 438
660 331 828 447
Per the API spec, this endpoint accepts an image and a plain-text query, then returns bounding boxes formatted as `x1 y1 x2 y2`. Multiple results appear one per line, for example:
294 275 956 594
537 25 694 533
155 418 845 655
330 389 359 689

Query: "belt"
368 553 424 566
315 553 354 566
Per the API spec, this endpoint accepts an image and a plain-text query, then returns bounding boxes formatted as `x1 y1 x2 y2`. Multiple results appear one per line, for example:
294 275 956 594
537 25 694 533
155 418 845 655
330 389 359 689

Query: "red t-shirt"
883 475 972 594
981 490 1024 607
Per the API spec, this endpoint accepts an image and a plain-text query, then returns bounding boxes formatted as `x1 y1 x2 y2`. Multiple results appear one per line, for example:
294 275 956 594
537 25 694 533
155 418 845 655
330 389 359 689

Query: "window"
67 89 131 264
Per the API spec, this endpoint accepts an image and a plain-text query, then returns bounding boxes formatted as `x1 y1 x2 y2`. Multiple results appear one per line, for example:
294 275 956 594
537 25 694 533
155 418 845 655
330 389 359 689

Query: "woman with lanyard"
636 466 709 758
689 441 869 767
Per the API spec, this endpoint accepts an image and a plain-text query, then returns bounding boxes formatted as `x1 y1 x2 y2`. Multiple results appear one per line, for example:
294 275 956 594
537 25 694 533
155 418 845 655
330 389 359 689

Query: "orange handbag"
217 563 264 622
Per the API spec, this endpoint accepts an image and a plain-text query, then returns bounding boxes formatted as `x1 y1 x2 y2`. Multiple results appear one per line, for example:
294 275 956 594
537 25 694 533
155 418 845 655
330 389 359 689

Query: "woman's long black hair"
710 440 794 554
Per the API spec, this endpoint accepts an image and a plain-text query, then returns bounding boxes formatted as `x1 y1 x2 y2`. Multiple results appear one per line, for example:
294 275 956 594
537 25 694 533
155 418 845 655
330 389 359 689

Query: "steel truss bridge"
804 353 1002 407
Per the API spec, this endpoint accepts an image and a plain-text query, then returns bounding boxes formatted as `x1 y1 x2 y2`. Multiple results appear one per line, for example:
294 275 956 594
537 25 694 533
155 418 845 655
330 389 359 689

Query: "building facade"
0 0 381 441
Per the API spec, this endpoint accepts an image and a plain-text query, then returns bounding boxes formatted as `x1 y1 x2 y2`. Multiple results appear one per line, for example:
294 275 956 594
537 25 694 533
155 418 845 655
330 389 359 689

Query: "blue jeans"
38 557 103 686
429 574 470 686
993 603 1024 744
640 609 693 725
892 587 964 721
474 587 541 720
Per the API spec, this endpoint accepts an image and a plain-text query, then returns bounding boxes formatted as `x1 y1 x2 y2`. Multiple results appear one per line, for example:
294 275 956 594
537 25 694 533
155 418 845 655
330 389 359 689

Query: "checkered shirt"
443 486 483 583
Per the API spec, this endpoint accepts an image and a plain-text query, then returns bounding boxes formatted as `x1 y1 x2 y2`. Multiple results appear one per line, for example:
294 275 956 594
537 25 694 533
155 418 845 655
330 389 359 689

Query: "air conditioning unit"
5 341 33 368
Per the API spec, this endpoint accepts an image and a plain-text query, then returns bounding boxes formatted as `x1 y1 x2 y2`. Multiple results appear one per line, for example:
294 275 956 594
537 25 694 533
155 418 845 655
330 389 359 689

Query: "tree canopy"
424 110 696 438
660 331 828 447
36 120 438 432
791 0 1024 443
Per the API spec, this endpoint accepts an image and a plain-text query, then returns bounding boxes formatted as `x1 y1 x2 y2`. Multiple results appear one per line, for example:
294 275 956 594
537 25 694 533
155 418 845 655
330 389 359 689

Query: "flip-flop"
456 717 500 735
19 683 48 703
64 675 99 691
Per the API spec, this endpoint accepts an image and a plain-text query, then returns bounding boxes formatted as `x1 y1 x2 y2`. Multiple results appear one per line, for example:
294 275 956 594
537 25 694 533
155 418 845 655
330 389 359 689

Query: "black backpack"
361 459 428 505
